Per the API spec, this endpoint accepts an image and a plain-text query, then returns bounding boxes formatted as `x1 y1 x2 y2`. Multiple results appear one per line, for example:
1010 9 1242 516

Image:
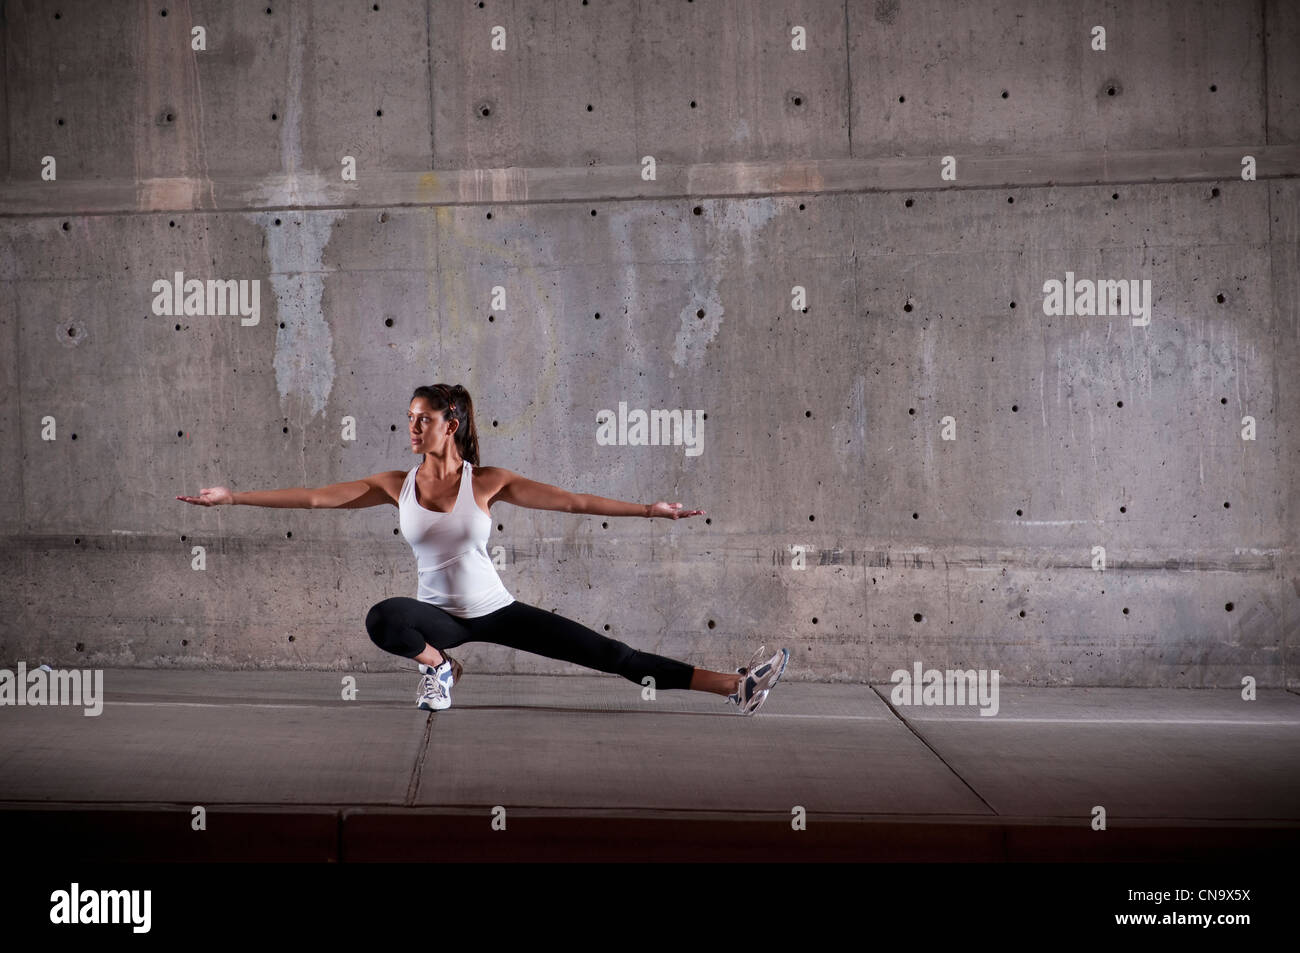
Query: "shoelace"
736 644 768 677
420 673 446 700
727 644 770 707
737 645 782 715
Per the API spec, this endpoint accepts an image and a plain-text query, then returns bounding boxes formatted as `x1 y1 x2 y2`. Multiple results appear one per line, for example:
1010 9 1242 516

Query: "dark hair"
410 383 480 466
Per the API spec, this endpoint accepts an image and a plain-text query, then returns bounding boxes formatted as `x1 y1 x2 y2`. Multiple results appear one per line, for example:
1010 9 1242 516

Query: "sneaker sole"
739 649 789 715
417 690 451 711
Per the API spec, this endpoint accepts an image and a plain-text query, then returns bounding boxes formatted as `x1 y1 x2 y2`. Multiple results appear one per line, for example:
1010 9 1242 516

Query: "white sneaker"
417 660 454 711
726 645 789 716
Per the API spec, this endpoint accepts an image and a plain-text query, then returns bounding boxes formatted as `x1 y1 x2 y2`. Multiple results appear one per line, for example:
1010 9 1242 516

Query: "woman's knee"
365 598 402 648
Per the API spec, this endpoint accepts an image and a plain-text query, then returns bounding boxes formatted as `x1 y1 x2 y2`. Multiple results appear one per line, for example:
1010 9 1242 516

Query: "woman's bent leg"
365 597 470 662
465 601 696 692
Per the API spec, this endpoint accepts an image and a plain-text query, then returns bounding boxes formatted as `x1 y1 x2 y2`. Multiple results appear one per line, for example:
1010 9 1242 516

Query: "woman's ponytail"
448 385 480 467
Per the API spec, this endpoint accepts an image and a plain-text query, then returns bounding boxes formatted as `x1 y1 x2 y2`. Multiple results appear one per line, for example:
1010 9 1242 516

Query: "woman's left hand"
648 502 706 520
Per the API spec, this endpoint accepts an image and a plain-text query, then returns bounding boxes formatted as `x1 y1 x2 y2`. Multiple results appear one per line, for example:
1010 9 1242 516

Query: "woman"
178 383 789 715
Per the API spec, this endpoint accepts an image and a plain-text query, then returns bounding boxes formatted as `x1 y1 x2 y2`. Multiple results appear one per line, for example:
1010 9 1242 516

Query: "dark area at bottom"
3 807 1295 862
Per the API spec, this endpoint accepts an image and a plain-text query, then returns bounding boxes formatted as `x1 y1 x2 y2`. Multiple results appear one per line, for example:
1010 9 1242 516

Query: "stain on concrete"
251 13 339 419
255 209 342 419
673 199 780 369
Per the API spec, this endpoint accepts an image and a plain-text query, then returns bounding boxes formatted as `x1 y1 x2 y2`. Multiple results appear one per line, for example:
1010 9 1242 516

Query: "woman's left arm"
488 468 703 519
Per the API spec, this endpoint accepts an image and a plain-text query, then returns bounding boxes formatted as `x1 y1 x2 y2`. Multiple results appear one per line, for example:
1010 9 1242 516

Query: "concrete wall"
1 0 1297 686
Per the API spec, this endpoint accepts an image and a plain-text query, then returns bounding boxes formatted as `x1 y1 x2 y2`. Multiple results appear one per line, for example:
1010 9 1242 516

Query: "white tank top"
398 459 515 618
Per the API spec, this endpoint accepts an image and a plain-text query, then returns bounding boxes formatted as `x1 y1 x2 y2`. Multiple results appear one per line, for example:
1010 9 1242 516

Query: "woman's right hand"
175 486 234 506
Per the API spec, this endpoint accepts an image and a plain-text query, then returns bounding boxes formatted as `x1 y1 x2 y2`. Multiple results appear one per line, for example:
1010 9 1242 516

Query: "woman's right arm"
177 472 403 509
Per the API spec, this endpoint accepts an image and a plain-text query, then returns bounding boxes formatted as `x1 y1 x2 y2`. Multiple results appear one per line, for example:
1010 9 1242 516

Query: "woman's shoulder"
469 464 516 495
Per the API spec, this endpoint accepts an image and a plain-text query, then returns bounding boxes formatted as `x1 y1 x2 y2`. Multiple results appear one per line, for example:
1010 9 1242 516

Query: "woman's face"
408 399 455 453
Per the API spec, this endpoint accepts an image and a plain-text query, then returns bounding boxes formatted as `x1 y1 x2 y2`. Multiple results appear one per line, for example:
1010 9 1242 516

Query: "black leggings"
365 597 696 691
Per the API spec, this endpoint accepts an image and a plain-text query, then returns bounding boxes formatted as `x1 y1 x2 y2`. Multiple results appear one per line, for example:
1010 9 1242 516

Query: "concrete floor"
1 670 1297 861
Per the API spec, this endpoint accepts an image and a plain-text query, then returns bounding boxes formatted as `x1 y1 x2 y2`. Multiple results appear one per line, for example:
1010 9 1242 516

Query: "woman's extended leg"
459 600 741 696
